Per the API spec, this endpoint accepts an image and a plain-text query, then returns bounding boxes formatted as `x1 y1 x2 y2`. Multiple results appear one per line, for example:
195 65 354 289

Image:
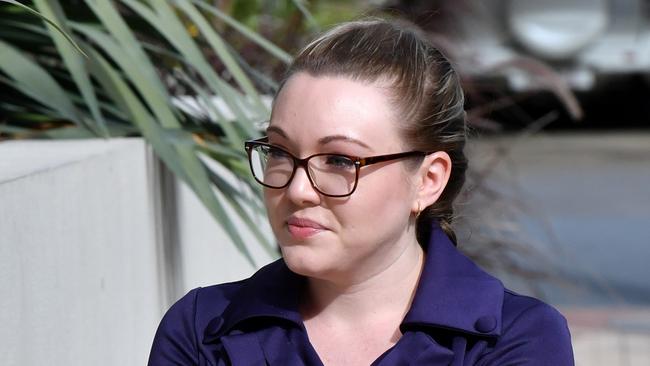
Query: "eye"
324 155 355 170
265 145 291 160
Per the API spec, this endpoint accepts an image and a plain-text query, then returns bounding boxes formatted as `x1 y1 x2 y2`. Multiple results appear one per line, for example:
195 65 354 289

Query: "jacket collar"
208 259 305 340
401 224 504 337
206 223 504 340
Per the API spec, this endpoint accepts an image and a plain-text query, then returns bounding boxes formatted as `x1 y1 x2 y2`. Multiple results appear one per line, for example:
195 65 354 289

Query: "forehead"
269 73 404 152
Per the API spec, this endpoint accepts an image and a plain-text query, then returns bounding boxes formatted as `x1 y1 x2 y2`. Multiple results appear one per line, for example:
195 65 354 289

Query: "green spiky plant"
0 0 310 265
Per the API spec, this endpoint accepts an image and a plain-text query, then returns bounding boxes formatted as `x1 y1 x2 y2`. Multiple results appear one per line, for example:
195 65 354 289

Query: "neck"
301 239 425 325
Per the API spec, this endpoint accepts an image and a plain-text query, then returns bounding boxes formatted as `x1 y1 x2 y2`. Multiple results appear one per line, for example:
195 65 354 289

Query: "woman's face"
265 73 421 283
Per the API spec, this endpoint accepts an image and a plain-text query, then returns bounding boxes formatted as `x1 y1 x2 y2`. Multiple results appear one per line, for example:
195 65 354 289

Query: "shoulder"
194 281 247 324
501 289 570 330
147 281 247 365
148 259 294 365
168 280 248 330
479 289 574 365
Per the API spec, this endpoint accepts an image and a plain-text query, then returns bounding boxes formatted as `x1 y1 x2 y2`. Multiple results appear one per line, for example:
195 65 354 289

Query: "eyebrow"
266 126 288 139
266 126 371 149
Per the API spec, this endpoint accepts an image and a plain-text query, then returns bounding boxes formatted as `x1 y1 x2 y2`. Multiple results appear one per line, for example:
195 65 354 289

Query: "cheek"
263 189 284 227
342 168 414 230
362 165 413 202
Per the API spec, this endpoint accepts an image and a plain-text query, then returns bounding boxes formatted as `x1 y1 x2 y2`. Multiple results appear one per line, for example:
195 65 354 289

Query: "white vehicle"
451 0 650 91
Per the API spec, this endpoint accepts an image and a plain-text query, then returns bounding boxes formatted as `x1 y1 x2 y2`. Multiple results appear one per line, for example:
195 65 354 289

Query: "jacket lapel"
402 225 504 338
214 326 315 366
201 260 314 365
220 332 266 365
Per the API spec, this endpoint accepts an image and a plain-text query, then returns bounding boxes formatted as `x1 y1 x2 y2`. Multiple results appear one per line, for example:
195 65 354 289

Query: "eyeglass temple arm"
359 151 427 167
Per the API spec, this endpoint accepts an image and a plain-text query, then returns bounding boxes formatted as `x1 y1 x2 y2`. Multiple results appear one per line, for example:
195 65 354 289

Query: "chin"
280 244 333 279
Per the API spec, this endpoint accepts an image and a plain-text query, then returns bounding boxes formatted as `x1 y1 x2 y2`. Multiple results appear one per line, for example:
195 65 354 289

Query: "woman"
149 19 574 365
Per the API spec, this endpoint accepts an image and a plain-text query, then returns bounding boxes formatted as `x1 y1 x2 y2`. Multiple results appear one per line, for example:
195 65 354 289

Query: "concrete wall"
173 170 275 292
0 138 273 366
0 139 163 365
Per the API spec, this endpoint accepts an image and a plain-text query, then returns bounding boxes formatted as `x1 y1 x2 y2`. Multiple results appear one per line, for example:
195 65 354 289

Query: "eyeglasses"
244 137 427 197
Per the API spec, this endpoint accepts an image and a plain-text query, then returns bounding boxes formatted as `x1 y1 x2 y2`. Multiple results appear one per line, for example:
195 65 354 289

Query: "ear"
411 151 452 213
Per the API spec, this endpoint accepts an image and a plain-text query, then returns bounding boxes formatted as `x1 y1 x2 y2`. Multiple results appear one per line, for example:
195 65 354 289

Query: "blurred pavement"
468 132 650 365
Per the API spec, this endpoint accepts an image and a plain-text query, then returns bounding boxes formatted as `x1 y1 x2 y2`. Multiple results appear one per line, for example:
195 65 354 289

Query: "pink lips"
286 216 327 239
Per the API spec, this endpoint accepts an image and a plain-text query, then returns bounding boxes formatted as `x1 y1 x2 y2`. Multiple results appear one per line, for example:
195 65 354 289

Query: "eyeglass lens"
249 144 357 196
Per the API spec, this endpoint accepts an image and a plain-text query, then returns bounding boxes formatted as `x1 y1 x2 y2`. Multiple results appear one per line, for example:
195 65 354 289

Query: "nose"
285 165 321 206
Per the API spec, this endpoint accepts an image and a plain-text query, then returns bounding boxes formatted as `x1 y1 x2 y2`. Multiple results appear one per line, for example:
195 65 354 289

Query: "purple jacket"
148 226 574 365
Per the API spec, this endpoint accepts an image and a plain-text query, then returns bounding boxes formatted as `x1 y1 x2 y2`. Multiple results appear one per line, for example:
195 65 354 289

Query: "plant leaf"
174 0 265 110
0 39 84 127
81 0 170 103
290 0 320 32
33 0 108 137
0 0 87 57
207 164 277 259
190 0 292 64
84 36 257 266
121 0 249 146
69 21 181 130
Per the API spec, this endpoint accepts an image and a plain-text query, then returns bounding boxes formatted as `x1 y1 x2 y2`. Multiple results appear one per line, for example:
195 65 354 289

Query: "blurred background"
1 0 649 365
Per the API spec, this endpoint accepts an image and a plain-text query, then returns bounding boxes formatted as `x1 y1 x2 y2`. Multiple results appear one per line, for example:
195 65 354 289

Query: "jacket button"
203 316 225 343
474 316 497 333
